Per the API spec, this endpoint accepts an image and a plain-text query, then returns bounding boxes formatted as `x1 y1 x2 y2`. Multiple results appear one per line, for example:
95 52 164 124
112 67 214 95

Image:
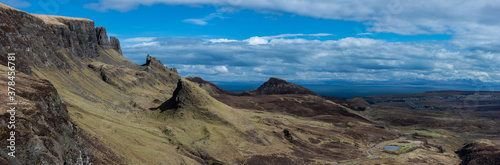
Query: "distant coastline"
217 83 491 98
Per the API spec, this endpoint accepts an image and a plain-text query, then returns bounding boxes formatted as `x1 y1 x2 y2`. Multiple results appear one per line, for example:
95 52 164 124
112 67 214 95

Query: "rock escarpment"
95 27 110 49
0 4 122 75
110 36 122 54
0 3 132 164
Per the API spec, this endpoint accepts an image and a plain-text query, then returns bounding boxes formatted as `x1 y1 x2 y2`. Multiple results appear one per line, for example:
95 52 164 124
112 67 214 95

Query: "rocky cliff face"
0 3 133 164
110 36 122 54
0 4 121 75
95 27 112 49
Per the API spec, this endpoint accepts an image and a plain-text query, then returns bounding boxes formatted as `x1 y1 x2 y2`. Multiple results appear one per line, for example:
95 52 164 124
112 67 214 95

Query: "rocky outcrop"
95 27 110 49
0 68 90 165
247 77 317 95
158 79 215 110
88 54 180 91
456 140 500 165
144 54 162 66
110 36 122 54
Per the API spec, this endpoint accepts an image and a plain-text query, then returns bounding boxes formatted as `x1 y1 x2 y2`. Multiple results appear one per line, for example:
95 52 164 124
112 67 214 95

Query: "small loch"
382 145 402 151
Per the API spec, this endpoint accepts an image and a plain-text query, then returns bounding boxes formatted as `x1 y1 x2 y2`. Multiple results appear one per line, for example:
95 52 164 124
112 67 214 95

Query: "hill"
0 3 398 164
0 3 473 164
245 77 317 95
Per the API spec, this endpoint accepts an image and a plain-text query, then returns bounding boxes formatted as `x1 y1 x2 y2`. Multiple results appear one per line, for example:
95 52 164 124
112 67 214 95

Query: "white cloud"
207 38 238 43
214 66 229 73
245 36 268 45
183 12 226 25
356 33 372 35
122 35 500 82
309 33 335 37
85 0 500 52
123 37 157 42
245 33 333 45
337 37 382 47
183 19 208 25
123 42 159 48
177 65 230 74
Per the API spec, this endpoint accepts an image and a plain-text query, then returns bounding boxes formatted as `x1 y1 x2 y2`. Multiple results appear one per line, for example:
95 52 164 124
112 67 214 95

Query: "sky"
5 0 500 85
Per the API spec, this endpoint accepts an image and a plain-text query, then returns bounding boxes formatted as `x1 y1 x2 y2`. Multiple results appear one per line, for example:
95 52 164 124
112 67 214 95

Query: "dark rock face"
0 4 125 164
0 70 90 165
0 5 122 75
110 36 122 54
145 54 162 67
456 140 500 165
51 17 101 58
253 77 317 95
95 27 110 49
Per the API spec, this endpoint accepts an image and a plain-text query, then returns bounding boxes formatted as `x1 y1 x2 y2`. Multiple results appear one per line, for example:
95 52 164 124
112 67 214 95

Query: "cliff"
0 2 178 164
0 66 89 164
0 5 123 75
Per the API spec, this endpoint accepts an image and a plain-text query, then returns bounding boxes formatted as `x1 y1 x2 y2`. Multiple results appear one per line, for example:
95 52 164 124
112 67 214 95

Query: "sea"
216 83 487 99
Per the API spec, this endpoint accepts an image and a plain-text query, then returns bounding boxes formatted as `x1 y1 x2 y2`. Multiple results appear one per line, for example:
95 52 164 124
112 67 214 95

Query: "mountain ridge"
0 3 477 165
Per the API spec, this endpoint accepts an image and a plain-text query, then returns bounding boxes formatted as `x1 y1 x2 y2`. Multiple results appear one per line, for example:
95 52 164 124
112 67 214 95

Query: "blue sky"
5 0 500 84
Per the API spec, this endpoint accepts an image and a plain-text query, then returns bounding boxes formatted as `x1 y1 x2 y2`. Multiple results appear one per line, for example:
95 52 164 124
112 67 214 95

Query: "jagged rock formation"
0 67 89 165
95 27 110 49
456 140 500 165
245 77 317 95
157 79 216 110
87 54 180 91
110 36 122 54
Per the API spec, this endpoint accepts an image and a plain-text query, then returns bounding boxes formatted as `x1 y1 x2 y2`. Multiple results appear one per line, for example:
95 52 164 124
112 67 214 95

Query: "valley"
0 2 499 165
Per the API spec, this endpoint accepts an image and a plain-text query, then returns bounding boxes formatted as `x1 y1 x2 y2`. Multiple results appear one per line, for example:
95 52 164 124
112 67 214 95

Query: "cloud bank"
87 0 500 83
122 36 500 82
85 0 500 50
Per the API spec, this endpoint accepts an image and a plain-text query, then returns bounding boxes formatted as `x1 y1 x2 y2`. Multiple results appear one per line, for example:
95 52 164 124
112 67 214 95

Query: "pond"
382 145 402 151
